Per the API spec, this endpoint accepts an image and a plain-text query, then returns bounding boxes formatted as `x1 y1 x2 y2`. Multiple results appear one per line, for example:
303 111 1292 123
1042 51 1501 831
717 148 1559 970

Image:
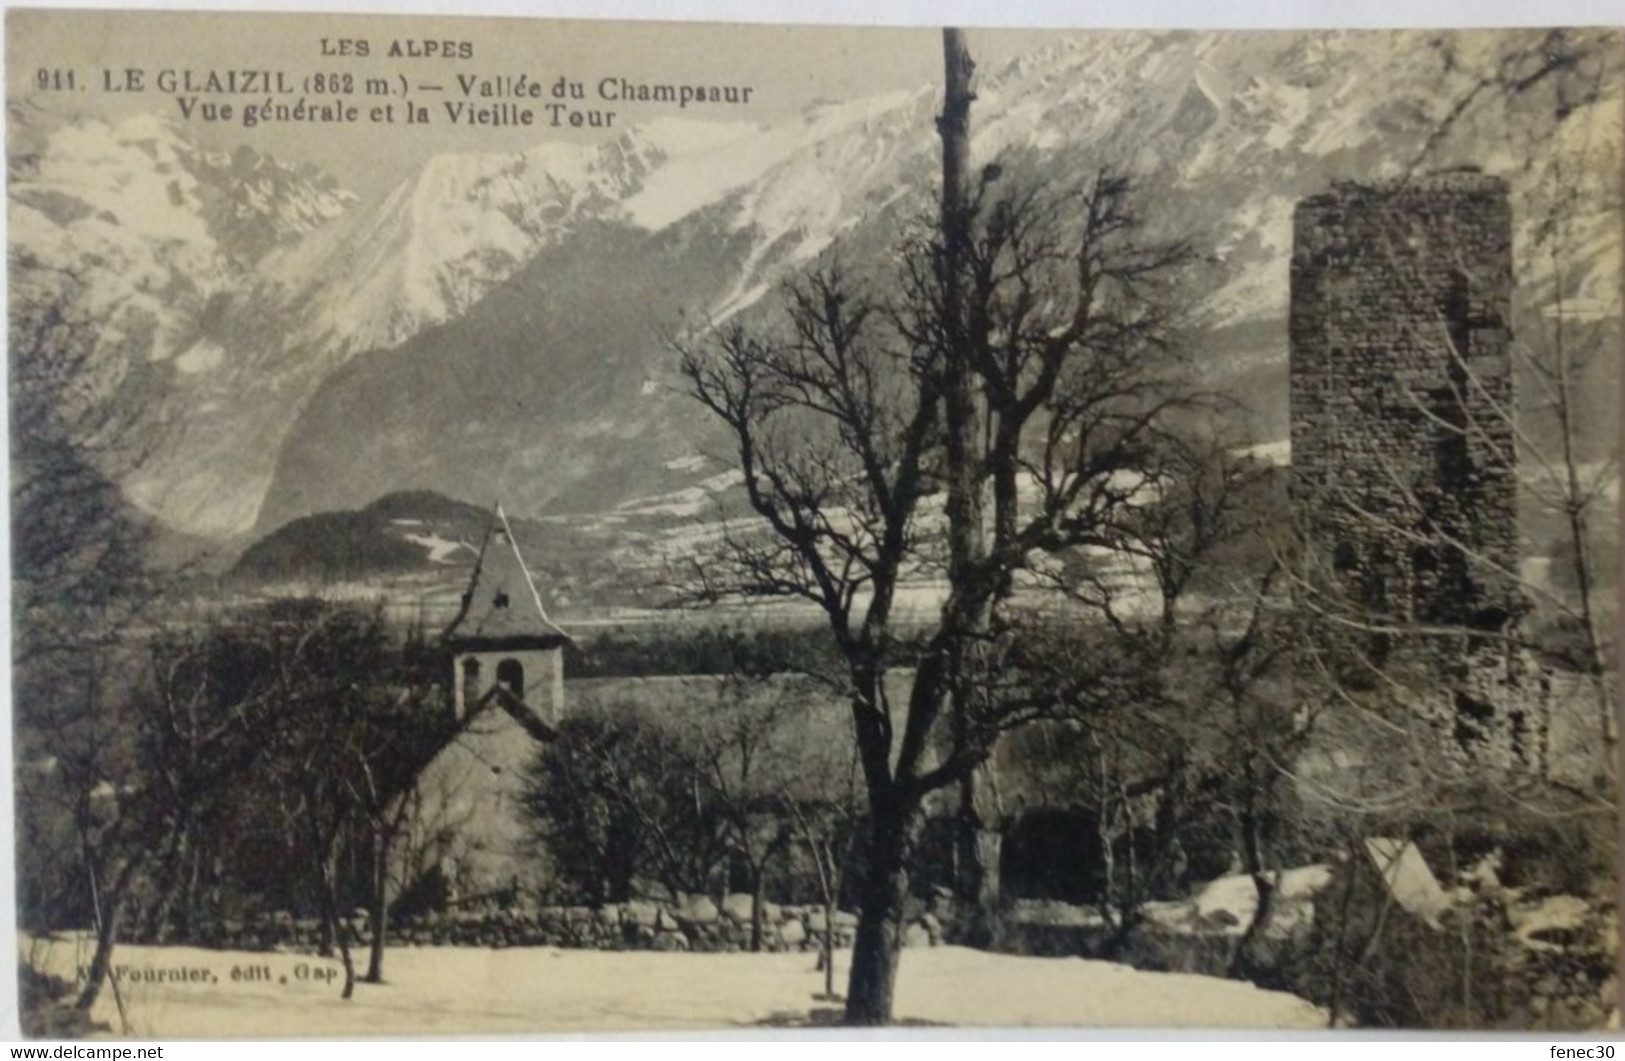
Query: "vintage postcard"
6 5 1621 1037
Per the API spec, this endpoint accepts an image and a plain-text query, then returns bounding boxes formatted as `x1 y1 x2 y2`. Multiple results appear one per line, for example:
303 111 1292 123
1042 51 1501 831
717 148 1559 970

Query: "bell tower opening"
496 658 525 698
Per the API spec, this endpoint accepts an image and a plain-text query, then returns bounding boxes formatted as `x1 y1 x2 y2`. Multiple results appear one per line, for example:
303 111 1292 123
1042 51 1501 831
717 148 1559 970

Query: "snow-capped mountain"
256 126 681 357
8 106 354 391
9 29 1618 546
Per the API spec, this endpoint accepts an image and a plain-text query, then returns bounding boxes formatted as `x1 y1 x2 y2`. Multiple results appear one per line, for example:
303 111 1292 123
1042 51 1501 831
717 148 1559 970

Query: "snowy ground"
24 937 1327 1037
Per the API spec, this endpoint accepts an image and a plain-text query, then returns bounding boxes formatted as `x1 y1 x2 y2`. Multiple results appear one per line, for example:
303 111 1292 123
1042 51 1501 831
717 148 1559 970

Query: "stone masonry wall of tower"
1289 173 1520 635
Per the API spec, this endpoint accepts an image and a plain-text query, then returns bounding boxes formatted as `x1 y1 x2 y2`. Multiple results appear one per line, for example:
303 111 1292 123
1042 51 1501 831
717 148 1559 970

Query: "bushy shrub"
1277 833 1616 1029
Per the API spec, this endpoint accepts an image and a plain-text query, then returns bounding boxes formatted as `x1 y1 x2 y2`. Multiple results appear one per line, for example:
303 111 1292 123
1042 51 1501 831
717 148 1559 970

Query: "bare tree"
134 621 285 946
1496 35 1620 778
1200 557 1309 981
782 740 863 1000
677 26 1213 1023
279 603 454 992
680 673 810 951
350 683 448 984
526 703 730 905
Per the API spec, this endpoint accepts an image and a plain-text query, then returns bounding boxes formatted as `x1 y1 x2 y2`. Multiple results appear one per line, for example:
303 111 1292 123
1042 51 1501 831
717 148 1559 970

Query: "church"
405 506 572 905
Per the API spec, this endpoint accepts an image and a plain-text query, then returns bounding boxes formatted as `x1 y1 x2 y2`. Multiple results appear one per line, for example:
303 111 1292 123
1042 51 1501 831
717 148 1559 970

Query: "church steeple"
445 505 568 648
444 505 569 730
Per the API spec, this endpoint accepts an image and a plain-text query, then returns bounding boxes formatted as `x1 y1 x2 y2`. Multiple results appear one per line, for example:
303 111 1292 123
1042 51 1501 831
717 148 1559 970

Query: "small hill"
231 490 492 582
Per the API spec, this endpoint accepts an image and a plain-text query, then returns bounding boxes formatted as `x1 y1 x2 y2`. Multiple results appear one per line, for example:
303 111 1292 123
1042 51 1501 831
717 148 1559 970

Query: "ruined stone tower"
1289 173 1529 762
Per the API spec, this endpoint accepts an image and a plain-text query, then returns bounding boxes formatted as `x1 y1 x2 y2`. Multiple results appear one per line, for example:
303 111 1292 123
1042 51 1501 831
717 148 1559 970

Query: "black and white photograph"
5 6 1620 1037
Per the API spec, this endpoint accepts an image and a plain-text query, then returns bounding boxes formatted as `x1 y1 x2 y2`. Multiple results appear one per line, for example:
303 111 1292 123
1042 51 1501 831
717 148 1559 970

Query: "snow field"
23 938 1326 1037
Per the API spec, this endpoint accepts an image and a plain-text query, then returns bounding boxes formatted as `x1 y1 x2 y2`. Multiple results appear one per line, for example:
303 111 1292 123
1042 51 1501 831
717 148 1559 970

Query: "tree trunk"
1230 871 1278 981
844 802 914 1026
316 850 357 999
74 895 121 1014
317 907 335 958
1230 771 1279 981
790 798 842 1000
143 831 188 945
315 840 335 958
1094 749 1119 932
1324 839 1363 1028
180 842 203 943
821 893 837 1000
365 823 390 983
749 865 766 953
938 24 1001 944
1545 224 1618 773
74 833 135 1023
955 765 1002 946
337 931 357 1001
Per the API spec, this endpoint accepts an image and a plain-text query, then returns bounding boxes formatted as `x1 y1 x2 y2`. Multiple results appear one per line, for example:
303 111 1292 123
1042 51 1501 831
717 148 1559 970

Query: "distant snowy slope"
8 108 356 497
258 130 666 355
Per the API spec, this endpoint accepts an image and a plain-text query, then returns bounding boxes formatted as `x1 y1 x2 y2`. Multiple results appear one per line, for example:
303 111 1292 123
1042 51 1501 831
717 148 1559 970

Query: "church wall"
399 702 546 906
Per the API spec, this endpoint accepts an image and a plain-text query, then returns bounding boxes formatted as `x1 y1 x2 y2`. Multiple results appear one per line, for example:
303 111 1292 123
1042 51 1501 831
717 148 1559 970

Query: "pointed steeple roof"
444 505 569 650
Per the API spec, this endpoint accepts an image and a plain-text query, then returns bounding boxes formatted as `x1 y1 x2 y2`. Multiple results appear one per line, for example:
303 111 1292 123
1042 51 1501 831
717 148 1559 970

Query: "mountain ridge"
10 30 1617 541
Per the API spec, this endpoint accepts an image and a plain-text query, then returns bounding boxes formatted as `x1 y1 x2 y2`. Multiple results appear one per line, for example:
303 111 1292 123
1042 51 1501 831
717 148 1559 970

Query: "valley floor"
22 937 1327 1037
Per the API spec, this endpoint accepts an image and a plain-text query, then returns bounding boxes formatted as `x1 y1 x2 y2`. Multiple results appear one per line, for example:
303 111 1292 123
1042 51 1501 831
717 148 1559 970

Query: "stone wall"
140 894 948 955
